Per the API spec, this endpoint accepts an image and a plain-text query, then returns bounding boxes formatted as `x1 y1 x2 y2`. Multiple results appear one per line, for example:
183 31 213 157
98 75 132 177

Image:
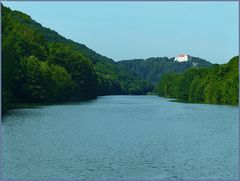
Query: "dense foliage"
2 5 153 111
2 5 238 112
156 56 239 105
118 56 212 84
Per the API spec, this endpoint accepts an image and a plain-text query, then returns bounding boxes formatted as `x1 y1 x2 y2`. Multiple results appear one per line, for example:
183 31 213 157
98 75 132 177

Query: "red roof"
178 54 186 57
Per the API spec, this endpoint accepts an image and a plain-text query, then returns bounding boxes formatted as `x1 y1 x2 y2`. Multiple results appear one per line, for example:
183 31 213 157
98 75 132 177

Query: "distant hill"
118 55 212 84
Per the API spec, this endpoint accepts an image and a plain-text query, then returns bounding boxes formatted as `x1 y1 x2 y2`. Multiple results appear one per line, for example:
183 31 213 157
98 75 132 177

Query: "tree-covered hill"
118 56 212 84
2 5 153 111
2 4 238 112
156 56 239 105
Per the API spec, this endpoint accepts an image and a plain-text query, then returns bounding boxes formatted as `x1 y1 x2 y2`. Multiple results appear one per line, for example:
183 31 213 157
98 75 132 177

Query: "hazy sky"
3 2 238 63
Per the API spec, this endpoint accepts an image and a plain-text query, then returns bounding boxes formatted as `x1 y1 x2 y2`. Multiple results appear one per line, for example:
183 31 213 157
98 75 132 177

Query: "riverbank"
167 97 238 106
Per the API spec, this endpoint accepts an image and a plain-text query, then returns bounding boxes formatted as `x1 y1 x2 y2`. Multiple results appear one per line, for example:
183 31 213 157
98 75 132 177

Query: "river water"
2 96 239 179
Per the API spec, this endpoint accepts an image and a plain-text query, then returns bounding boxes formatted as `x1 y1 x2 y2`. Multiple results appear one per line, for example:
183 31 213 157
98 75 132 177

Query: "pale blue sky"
3 2 238 63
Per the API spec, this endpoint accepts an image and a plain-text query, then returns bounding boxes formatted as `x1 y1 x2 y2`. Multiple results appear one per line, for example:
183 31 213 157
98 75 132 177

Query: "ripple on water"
2 96 239 179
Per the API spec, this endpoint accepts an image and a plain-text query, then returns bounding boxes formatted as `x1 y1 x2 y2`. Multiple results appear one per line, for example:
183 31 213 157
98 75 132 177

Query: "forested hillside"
2 5 153 111
118 56 212 84
156 56 239 105
2 5 238 112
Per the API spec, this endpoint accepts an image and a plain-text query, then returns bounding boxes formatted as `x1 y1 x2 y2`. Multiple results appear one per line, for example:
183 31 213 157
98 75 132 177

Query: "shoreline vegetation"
156 56 239 106
2 5 153 112
2 5 239 113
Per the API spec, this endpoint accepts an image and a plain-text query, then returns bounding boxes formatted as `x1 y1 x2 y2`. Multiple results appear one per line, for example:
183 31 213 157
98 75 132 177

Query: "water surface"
2 96 239 179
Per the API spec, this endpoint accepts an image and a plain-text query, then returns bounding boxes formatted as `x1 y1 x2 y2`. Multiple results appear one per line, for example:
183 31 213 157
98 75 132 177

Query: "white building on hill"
174 54 188 62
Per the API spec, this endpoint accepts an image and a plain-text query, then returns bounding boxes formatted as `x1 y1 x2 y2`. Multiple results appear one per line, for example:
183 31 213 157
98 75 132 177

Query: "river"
2 96 239 179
